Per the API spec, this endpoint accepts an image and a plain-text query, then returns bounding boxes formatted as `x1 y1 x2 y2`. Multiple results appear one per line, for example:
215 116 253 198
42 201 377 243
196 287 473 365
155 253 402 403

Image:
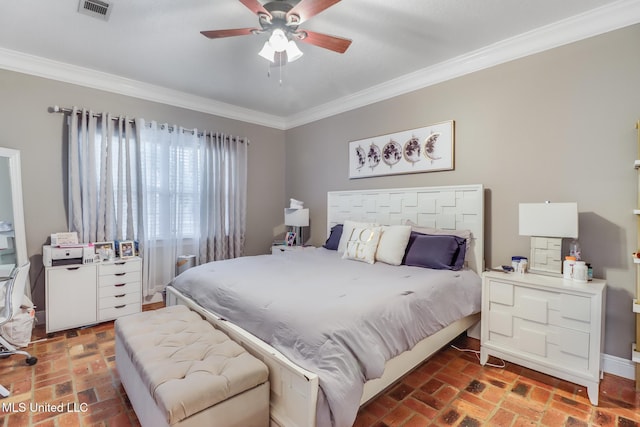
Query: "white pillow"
338 220 378 253
342 226 382 264
376 225 412 265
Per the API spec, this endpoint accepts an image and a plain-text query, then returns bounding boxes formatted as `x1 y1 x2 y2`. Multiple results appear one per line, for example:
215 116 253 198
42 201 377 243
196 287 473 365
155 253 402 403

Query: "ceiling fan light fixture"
258 41 275 62
285 40 303 62
268 28 289 52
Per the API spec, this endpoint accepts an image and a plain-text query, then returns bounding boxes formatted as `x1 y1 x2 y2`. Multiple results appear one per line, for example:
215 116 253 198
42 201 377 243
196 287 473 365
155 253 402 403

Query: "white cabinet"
46 257 141 333
480 271 606 405
46 264 97 333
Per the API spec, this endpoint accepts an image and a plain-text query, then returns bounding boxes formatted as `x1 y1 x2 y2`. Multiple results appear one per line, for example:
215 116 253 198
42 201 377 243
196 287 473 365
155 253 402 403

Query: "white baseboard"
602 353 635 380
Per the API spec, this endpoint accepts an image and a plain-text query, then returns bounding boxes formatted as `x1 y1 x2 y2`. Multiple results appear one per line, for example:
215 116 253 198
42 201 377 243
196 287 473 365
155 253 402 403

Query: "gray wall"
0 69 286 309
285 24 640 360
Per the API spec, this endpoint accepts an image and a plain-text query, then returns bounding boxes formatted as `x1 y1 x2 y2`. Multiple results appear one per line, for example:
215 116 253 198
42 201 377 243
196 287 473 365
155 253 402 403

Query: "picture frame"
286 231 297 247
118 240 135 258
348 120 455 179
93 241 115 254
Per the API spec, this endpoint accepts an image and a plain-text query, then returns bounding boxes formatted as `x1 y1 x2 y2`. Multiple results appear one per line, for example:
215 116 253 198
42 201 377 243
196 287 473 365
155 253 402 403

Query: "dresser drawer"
489 280 514 305
98 302 140 321
99 259 141 276
98 281 141 298
514 286 591 332
99 291 140 310
99 272 140 287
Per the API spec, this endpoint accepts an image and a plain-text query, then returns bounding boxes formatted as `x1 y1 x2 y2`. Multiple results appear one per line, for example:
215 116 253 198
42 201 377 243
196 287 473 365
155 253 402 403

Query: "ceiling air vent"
78 0 112 21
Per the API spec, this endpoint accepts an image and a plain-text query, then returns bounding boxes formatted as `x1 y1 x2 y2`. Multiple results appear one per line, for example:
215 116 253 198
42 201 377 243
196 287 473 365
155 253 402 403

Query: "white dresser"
46 257 142 333
480 271 606 405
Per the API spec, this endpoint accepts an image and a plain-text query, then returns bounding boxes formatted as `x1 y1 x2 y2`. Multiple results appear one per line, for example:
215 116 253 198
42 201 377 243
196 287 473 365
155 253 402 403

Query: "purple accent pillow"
323 224 343 250
402 232 467 270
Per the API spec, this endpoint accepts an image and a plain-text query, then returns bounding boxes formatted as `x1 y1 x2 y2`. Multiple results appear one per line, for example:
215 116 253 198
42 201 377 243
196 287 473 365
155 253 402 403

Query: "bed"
166 184 484 427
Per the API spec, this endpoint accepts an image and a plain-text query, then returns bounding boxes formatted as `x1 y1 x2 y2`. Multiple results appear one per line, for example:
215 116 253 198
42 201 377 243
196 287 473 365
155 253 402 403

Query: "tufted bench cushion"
115 305 269 426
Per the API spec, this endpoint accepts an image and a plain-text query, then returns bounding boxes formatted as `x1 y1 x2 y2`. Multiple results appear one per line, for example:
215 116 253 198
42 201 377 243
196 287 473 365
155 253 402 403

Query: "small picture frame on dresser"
286 231 296 246
119 240 135 258
94 241 115 261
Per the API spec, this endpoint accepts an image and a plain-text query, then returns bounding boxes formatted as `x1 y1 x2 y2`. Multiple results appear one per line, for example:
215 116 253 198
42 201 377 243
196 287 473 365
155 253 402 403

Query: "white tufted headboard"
327 184 484 273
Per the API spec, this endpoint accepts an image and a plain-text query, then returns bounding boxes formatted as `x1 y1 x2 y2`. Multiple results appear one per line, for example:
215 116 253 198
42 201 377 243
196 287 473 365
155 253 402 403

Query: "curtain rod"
49 105 249 143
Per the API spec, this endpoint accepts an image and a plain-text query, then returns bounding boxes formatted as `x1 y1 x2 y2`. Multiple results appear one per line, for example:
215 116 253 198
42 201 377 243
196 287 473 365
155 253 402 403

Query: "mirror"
0 147 28 289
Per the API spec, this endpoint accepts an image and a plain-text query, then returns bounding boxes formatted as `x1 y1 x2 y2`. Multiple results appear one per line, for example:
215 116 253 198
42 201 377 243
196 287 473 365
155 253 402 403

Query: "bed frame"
166 184 484 427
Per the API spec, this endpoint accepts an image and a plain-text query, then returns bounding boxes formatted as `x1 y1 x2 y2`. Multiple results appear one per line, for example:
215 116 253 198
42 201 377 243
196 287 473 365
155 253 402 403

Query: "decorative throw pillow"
323 224 343 250
342 226 382 264
402 232 467 270
375 225 412 265
338 220 378 253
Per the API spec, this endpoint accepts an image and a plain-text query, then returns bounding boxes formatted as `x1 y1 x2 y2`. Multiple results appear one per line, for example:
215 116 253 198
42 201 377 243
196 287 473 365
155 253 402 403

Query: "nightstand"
480 271 606 405
270 245 314 255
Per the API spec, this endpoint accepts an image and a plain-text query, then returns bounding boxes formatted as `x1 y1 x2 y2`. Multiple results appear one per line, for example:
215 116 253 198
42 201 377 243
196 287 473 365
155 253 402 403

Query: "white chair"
0 262 37 397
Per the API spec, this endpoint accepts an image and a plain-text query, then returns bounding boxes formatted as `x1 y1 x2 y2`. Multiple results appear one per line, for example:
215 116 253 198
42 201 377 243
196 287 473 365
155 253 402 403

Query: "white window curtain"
136 120 202 296
68 110 248 297
68 108 138 243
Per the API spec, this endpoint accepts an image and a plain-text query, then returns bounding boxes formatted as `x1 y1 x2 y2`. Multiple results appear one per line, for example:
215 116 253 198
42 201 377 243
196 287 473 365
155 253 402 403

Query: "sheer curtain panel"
136 120 202 296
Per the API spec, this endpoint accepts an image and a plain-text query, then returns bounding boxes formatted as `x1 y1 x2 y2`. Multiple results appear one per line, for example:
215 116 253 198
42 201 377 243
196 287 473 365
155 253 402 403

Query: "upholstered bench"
115 305 269 427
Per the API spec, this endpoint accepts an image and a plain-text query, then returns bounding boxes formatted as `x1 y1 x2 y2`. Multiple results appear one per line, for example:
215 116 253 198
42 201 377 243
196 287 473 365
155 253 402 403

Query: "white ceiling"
1 0 639 129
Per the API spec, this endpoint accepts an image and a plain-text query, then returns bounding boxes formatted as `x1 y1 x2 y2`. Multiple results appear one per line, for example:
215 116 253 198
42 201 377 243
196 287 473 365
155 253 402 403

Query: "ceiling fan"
201 0 352 64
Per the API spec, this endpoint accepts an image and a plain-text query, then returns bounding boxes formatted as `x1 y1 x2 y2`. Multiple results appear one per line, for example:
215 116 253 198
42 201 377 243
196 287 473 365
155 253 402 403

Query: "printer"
43 245 95 267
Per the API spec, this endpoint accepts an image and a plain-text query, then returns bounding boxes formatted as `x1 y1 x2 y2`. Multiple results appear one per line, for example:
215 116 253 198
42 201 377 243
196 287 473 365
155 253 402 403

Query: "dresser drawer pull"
115 294 126 298
114 283 126 287
115 261 126 266
115 272 126 276
115 304 126 309
66 266 80 271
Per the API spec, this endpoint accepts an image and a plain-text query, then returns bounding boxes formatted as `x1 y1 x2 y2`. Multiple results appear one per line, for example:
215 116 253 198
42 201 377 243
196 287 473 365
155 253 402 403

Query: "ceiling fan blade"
287 0 341 24
298 30 351 53
200 28 258 39
239 0 272 18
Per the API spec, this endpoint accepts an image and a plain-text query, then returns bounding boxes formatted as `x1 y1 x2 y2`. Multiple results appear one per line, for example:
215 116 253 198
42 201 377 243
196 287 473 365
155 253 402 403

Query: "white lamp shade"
519 202 578 238
285 40 303 62
284 208 309 227
269 29 288 52
258 41 275 62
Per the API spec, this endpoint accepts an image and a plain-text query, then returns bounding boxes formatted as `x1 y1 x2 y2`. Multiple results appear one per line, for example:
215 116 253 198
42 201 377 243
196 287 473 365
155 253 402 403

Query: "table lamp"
519 202 578 276
284 208 309 246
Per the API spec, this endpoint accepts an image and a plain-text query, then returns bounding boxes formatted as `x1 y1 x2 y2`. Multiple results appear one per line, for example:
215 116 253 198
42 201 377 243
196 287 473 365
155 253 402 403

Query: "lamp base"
529 237 563 276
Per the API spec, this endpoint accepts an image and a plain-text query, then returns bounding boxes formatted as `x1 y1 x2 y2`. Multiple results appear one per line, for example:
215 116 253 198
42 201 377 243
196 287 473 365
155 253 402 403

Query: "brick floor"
1 304 639 426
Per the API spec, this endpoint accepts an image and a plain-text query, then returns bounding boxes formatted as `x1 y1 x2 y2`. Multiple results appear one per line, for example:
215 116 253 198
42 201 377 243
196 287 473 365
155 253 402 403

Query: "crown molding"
1 0 639 131
285 0 640 129
0 47 287 130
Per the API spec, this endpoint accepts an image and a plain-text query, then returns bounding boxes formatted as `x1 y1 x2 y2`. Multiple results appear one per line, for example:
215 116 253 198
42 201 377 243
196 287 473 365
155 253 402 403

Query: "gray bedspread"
170 247 481 427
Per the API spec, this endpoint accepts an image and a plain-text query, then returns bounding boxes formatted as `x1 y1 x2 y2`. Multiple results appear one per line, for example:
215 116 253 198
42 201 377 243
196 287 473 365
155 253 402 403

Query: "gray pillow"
323 224 343 250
